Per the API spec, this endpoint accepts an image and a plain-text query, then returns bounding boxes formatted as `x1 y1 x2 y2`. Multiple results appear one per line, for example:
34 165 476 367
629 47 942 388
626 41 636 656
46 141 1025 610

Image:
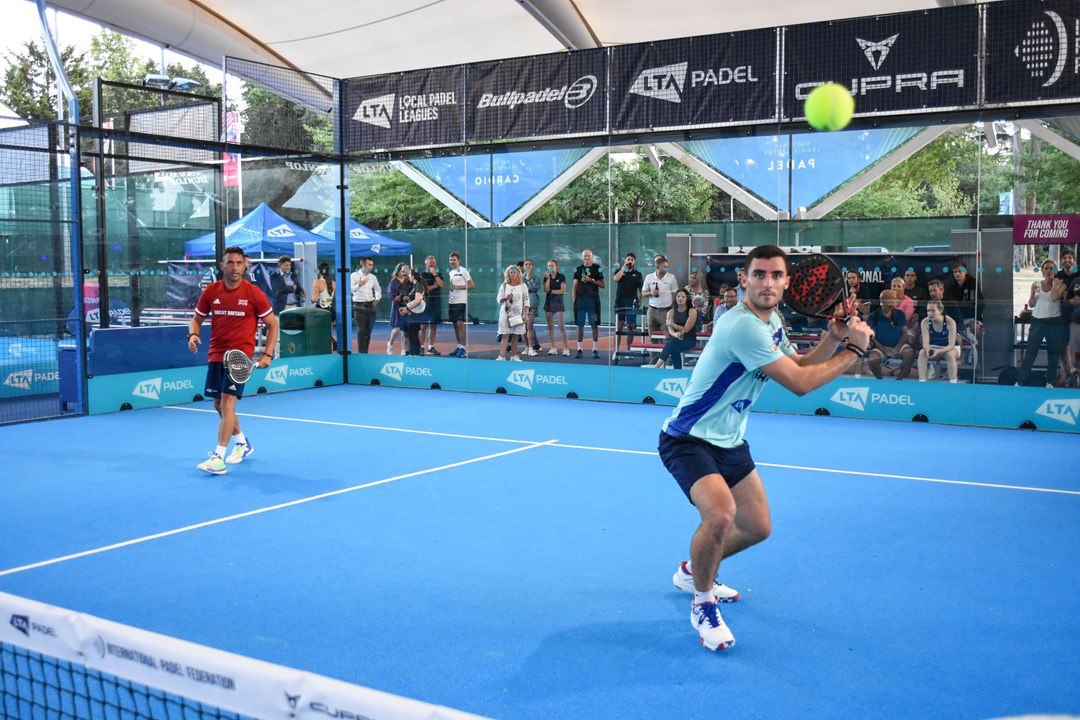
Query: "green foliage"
1 40 91 121
349 166 462 229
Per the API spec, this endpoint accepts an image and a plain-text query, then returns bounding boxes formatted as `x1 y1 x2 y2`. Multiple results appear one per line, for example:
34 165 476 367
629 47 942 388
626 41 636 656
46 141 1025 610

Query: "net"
0 592 487 720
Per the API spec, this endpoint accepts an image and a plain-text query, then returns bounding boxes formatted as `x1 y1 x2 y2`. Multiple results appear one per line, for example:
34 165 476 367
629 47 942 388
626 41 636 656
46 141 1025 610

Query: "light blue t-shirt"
662 302 797 448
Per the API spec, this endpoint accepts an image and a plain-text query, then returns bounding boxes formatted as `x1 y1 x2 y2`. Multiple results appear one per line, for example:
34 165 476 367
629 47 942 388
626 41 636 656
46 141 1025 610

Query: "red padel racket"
784 253 855 320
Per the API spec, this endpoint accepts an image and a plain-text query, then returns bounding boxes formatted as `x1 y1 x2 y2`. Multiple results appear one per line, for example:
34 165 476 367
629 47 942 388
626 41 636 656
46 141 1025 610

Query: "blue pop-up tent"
184 203 337 257
310 216 413 257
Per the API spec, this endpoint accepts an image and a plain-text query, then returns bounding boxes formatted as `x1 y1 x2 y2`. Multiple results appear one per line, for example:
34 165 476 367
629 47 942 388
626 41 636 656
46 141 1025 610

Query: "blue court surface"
1 385 1078 719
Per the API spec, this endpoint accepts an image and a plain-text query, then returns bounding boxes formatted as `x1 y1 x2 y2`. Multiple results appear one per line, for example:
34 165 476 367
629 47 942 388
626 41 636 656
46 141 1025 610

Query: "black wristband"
188 332 199 339
843 343 865 358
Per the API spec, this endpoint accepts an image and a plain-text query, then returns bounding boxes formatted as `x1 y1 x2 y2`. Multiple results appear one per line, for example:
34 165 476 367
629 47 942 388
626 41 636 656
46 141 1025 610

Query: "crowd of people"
252 246 1080 386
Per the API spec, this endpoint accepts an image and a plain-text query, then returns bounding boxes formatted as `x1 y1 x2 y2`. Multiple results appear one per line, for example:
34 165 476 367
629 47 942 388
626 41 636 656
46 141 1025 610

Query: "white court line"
168 409 1080 497
0 439 558 578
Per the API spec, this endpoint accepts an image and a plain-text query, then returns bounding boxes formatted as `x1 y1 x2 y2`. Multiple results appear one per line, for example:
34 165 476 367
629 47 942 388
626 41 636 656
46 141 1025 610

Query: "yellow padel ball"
804 83 855 132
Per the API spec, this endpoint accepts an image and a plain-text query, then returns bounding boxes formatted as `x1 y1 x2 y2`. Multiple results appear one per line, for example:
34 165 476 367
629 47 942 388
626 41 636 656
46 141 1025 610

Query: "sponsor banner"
490 363 607 401
985 0 1080 106
166 261 273 311
223 110 239 188
0 591 488 720
0 365 60 399
466 49 606 142
1012 214 1080 244
611 29 777 132
407 148 590 224
88 357 341 414
343 66 464 152
609 366 690 406
349 354 470 392
784 5 978 118
681 126 922 213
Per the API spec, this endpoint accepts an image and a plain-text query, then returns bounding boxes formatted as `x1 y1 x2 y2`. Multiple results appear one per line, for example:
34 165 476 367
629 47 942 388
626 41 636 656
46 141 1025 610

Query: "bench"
612 332 711 367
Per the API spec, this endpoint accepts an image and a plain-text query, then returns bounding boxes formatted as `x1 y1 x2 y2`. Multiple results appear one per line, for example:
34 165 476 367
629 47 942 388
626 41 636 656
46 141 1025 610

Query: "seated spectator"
647 289 698 370
867 289 915 380
713 287 739 325
918 300 959 383
685 270 711 332
891 276 920 341
845 270 871 319
903 267 929 303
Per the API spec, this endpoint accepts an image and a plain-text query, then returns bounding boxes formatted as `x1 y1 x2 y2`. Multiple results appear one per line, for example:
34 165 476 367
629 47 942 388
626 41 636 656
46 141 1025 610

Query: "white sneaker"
673 561 740 602
495 355 507 361
386 342 393 354
510 355 523 362
547 348 558 355
691 601 735 651
526 348 538 356
562 348 571 357
197 453 226 475
225 442 253 465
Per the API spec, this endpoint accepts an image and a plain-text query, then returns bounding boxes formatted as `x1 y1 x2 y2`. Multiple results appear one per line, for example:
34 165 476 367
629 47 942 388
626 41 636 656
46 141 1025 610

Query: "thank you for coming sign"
1013 214 1080 244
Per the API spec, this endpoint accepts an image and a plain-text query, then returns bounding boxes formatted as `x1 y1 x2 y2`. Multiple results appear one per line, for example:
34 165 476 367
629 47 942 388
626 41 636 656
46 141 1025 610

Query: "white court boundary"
3 407 1075 577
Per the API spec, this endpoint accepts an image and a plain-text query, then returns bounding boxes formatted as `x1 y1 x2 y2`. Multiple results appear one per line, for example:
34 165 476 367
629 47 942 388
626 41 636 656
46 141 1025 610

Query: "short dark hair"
223 246 245 259
928 278 944 289
625 252 636 260
278 255 292 266
744 244 787 272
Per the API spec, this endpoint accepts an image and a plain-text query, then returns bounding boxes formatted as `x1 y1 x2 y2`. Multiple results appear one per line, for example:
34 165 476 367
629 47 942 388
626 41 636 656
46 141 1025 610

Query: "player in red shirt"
187 246 279 475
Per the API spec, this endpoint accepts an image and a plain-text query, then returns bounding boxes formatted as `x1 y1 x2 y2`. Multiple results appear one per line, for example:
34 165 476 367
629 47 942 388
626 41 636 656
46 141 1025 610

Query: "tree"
349 165 461 229
1 40 91 121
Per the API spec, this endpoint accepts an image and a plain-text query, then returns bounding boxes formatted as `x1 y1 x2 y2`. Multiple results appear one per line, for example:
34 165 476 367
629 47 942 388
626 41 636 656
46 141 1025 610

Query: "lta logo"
1035 398 1080 426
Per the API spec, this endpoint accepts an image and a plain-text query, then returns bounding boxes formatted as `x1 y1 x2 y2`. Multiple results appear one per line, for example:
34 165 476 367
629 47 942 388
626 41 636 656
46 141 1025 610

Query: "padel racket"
784 253 852 320
224 349 256 384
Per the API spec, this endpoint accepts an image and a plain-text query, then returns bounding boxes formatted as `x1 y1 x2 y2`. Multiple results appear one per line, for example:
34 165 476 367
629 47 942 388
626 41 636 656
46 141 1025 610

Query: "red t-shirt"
195 280 273 362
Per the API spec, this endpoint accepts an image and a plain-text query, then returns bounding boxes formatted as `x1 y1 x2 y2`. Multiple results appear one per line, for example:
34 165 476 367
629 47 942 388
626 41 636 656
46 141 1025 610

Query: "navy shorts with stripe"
658 430 756 503
204 361 246 400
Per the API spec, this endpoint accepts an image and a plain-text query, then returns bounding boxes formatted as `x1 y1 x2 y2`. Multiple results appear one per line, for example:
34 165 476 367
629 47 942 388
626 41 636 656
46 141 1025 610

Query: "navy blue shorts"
658 430 755 503
204 362 246 400
575 300 600 327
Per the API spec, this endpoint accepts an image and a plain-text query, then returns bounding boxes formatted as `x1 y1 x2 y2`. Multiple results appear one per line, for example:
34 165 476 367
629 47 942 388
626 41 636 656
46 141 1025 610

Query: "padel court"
1 385 1077 719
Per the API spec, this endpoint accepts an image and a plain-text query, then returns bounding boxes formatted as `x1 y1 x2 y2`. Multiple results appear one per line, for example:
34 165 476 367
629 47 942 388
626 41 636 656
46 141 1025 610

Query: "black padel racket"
784 253 850 320
224 349 256 384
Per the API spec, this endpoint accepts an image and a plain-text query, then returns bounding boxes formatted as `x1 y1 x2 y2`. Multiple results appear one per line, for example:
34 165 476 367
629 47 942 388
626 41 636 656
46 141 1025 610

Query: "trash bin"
279 307 332 357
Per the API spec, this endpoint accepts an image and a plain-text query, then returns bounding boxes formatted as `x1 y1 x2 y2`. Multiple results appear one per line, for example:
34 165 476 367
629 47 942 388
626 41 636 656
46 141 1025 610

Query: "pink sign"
1013 214 1080 244
223 111 239 188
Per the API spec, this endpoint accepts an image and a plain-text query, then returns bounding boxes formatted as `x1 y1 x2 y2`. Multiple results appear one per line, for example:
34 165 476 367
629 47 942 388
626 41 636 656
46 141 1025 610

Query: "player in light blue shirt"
660 244 874 651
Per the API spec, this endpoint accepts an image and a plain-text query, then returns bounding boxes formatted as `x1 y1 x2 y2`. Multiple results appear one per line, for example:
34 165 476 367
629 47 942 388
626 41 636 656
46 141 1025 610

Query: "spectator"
572 248 605 359
646 289 698 370
422 256 445 356
401 268 428 357
446 252 474 358
845 269 871 319
270 255 304 315
497 265 529 361
386 263 409 355
918 300 959 383
521 259 542 356
643 255 680 338
1054 250 1078 384
928 278 964 328
613 252 644 353
891 276 919 341
310 261 337 351
712 287 739 324
685 270 711 332
1016 259 1067 387
1064 252 1080 386
544 259 570 356
944 261 985 345
867 289 915 380
735 268 748 301
903 267 929 303
350 258 380 353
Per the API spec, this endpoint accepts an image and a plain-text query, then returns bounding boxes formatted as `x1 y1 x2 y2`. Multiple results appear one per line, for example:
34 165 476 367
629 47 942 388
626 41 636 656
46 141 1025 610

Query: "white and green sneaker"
197 453 226 475
226 442 254 465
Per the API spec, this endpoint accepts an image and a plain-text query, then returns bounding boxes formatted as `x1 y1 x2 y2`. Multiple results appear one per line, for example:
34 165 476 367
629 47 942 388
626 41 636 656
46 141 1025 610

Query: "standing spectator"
572 248 605 359
422 255 444 356
1054 250 1078 383
712 287 739 325
497 265 529 361
643 255 680 337
446 252 474 358
685 270 711 331
918 300 959 383
544 259 569 356
270 255 304 315
401 268 428 357
187 247 279 475
613 252 644 353
311 261 337 351
1016 259 1067 387
867 289 915 380
350 257 380 353
647 289 698 370
521 259 542 356
1064 252 1080 386
386 263 409 355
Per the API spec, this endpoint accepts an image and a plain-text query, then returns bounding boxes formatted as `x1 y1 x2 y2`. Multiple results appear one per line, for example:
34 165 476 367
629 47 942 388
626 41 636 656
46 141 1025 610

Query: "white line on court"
0 439 558 578
167 408 1080 496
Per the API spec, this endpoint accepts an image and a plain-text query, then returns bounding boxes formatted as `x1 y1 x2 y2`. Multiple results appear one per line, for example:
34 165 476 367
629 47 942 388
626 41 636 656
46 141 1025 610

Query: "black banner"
985 0 1080 106
466 49 607 142
343 66 465 152
784 5 978 119
611 29 777 132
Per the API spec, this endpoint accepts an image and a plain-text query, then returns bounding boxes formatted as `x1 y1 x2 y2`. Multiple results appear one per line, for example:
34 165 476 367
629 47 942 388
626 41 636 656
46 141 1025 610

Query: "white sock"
214 445 227 458
576 342 582 350
234 433 247 446
694 589 714 605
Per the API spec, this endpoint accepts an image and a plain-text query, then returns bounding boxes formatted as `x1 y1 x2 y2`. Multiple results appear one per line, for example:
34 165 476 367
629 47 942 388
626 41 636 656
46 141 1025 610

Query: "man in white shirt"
350 257 381 353
643 255 681 336
447 252 475 357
